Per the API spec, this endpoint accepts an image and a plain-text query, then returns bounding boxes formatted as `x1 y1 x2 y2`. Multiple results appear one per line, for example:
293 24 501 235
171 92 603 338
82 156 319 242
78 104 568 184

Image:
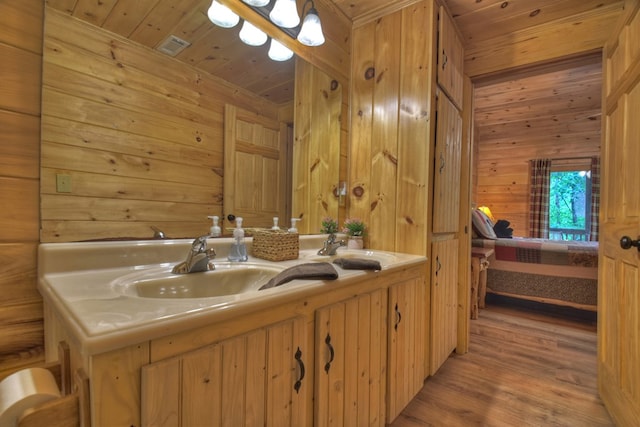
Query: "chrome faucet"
172 235 216 274
317 233 346 256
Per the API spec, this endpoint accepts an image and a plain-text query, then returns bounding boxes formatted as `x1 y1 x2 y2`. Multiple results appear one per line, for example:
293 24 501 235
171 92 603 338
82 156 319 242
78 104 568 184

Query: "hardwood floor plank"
391 302 613 426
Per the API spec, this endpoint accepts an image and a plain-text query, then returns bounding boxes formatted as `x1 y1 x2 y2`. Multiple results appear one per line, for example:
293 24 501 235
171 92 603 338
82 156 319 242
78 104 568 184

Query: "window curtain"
529 159 551 238
589 156 600 241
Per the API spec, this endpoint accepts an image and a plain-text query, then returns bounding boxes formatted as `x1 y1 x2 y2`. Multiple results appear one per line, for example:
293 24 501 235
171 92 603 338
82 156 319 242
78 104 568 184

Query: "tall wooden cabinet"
348 0 467 380
428 2 465 375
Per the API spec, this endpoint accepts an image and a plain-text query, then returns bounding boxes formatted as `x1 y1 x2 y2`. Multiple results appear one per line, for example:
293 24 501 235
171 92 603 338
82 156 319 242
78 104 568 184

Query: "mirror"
40 5 342 242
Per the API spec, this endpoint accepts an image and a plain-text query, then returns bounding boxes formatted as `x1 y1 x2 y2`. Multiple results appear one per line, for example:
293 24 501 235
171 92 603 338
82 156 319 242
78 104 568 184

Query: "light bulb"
297 7 325 46
207 0 240 28
242 0 270 6
239 20 268 46
269 0 300 28
268 38 294 61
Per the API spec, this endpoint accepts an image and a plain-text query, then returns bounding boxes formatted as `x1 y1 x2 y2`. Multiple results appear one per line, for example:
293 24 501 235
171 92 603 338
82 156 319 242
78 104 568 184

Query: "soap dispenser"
228 217 248 262
271 217 280 231
288 218 301 233
208 215 221 237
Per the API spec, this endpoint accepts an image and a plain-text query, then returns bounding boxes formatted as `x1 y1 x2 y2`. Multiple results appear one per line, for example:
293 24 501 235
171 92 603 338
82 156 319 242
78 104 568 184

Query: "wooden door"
315 290 387 427
430 237 459 375
387 276 426 423
432 90 462 233
224 104 288 229
598 2 640 426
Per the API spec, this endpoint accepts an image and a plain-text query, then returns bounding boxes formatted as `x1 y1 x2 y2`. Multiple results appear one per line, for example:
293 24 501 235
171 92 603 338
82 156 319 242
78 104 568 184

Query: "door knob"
620 236 640 251
227 214 235 222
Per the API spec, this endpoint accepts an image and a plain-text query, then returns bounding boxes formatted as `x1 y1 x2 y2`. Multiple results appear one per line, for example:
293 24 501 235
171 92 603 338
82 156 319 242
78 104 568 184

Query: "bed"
472 237 598 311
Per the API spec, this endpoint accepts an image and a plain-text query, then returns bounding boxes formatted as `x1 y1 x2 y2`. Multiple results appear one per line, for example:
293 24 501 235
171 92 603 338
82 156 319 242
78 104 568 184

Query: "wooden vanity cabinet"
141 316 308 427
387 276 427 422
314 289 388 427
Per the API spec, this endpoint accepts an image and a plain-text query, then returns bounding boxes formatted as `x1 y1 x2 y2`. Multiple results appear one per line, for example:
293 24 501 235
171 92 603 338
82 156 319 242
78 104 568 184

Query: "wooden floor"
391 299 613 427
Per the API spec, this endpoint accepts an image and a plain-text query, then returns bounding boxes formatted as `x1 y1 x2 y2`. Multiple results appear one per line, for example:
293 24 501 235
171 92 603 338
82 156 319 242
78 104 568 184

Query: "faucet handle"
191 235 209 253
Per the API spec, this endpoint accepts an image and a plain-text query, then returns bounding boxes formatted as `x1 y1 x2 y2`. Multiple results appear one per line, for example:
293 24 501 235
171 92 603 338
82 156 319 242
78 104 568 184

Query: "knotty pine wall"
349 0 436 255
0 1 44 376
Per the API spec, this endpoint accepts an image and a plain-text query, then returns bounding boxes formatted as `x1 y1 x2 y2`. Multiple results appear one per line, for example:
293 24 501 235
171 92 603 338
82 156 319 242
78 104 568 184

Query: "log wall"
0 0 44 376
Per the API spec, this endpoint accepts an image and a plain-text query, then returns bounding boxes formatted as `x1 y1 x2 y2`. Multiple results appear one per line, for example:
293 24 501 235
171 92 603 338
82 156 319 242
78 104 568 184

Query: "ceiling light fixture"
297 0 324 46
239 20 268 46
207 0 240 28
269 0 300 28
268 38 294 61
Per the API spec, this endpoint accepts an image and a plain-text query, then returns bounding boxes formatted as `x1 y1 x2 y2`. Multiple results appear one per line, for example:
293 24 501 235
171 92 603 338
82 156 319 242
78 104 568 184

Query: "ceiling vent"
157 35 191 57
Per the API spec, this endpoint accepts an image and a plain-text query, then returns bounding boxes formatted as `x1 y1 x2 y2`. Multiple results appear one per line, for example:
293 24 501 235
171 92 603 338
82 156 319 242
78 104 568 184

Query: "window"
548 168 592 241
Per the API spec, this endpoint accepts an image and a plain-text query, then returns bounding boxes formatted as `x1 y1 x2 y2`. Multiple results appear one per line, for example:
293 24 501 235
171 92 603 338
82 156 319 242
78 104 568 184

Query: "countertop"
38 235 427 355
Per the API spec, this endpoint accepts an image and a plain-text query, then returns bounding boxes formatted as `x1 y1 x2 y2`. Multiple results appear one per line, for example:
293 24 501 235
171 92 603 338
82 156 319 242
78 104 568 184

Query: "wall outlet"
56 174 72 193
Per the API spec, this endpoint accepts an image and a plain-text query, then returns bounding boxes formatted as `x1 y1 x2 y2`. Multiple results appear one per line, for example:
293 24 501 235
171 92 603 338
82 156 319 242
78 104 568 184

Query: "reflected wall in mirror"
40 4 344 242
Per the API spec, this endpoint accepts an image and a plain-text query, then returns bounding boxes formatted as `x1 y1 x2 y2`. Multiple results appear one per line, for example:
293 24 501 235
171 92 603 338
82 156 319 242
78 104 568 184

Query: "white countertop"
38 235 427 355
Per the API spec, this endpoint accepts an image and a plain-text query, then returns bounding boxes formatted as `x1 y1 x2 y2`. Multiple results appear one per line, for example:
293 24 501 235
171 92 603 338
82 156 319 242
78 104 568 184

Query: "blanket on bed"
472 238 598 268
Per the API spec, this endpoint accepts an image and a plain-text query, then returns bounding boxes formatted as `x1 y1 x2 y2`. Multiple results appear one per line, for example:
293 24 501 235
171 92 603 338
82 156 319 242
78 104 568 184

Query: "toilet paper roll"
0 367 61 427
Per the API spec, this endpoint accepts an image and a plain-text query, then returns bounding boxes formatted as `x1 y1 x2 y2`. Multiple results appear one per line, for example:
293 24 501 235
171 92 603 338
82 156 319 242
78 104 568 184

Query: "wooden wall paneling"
369 11 401 251
464 4 622 78
292 59 342 233
0 110 40 179
0 0 43 374
0 0 44 54
349 21 376 242
0 43 42 116
395 0 435 256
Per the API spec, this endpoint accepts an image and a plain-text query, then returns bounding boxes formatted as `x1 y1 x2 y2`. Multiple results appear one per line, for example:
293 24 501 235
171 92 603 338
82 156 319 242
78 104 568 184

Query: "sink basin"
112 262 284 299
302 249 397 267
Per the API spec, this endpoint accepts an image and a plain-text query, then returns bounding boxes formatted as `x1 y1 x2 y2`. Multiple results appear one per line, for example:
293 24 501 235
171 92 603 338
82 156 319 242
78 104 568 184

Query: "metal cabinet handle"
620 236 640 251
294 347 305 393
435 256 442 276
324 333 335 374
394 303 402 331
439 152 445 174
442 49 448 70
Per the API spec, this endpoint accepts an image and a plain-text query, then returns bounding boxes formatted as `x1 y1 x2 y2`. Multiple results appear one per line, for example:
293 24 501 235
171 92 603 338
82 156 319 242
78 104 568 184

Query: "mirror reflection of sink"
113 262 284 299
303 250 397 267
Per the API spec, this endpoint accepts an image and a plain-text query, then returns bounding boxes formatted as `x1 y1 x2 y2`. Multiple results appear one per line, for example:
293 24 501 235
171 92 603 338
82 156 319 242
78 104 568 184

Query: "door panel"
598 3 640 425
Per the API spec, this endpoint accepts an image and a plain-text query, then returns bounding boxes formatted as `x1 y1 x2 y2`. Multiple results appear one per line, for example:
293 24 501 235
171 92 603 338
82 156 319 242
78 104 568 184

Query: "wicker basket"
252 229 299 261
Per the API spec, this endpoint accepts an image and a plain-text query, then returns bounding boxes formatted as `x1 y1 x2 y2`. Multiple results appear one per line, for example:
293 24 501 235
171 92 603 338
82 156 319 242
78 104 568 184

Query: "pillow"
472 209 498 239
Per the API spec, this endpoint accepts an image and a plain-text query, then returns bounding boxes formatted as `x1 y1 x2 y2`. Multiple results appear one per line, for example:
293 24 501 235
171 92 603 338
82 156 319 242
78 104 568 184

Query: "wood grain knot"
364 67 375 80
331 80 339 91
352 186 365 197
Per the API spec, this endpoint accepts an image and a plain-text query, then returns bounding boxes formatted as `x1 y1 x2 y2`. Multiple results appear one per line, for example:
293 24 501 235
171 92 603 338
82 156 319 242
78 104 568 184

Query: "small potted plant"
342 218 366 249
320 217 339 235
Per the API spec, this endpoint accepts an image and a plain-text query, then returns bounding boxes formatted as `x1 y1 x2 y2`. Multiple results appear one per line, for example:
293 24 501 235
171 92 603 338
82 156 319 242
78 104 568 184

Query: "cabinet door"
437 5 464 108
315 289 387 427
432 91 462 233
141 317 307 427
387 276 427 423
430 238 459 375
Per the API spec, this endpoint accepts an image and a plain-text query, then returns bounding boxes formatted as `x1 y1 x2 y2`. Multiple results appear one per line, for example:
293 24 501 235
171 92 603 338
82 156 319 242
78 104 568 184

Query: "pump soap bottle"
228 217 248 262
208 215 221 237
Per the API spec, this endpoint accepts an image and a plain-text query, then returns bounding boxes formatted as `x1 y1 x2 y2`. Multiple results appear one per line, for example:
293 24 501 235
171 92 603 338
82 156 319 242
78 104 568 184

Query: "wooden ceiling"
46 0 620 106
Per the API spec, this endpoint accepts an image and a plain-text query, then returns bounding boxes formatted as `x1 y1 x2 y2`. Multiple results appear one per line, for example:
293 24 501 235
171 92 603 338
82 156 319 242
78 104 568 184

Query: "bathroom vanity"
38 236 428 426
